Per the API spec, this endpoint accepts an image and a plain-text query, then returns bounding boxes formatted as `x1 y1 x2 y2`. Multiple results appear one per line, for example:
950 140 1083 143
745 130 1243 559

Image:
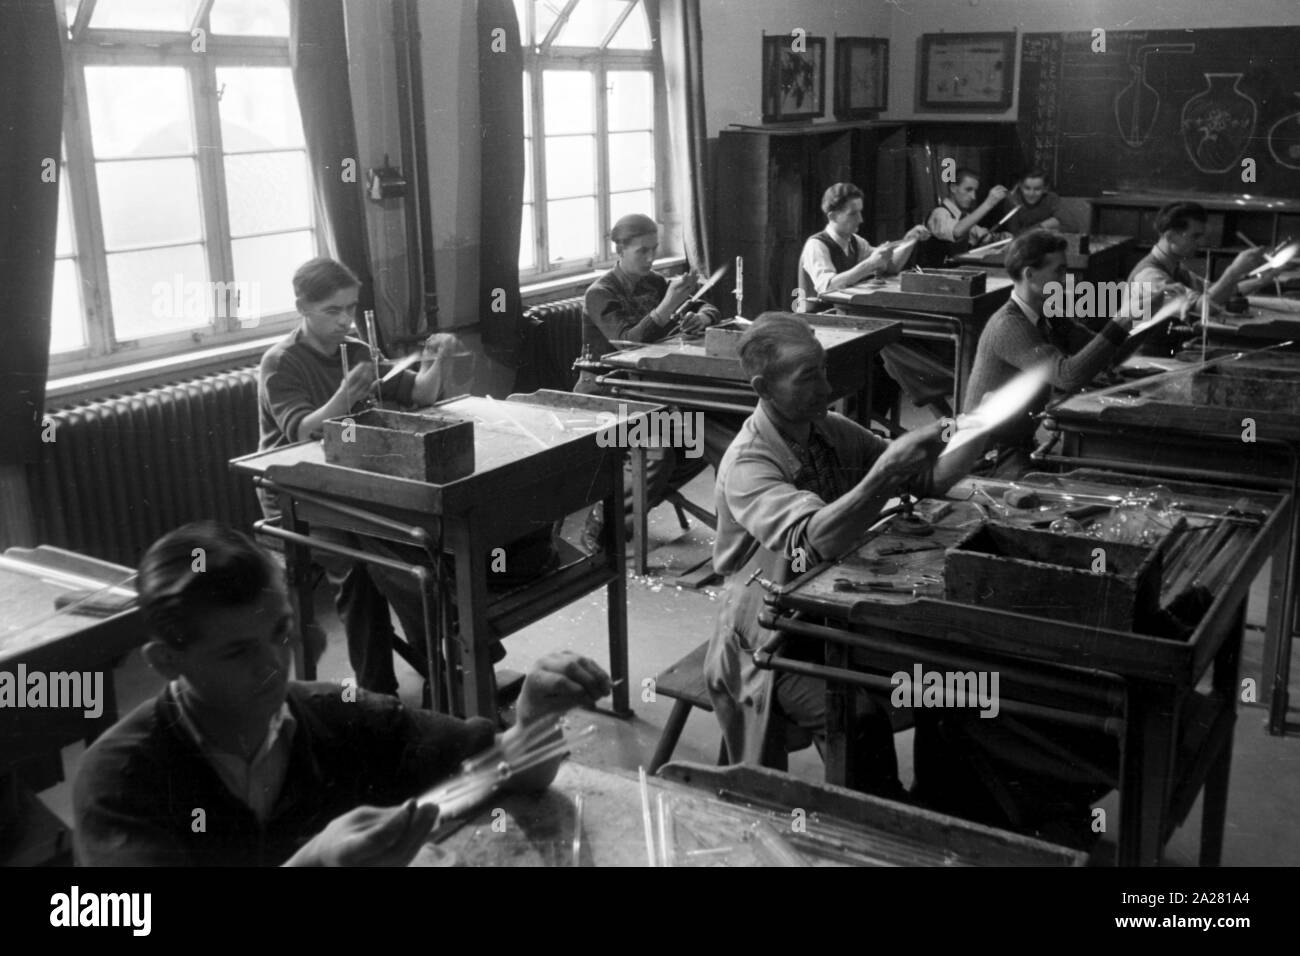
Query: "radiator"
518 296 585 393
29 367 263 568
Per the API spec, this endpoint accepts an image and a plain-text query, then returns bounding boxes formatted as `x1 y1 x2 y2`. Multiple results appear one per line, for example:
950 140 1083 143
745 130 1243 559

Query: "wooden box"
944 522 1161 631
703 320 750 359
322 408 474 483
1191 369 1300 415
900 268 986 297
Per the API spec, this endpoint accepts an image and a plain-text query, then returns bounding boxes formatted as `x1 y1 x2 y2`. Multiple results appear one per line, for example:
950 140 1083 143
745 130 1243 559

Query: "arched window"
51 0 316 375
514 0 672 277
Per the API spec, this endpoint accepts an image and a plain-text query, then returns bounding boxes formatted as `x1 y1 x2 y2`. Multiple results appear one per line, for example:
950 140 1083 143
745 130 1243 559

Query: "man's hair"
1004 229 1068 280
1019 167 1049 184
738 312 818 380
609 213 658 251
138 522 281 648
1155 201 1208 234
821 182 864 217
953 167 979 188
293 257 360 305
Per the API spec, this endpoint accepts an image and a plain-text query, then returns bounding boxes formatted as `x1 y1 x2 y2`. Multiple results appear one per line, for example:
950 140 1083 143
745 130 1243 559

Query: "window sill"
46 335 282 408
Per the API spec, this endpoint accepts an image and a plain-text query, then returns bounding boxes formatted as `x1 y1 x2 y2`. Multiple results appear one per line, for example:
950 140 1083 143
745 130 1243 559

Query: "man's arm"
802 237 891 295
984 311 1130 393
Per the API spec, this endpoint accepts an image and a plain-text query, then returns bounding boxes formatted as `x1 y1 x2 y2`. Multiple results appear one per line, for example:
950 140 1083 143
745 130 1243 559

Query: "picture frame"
834 37 889 118
919 32 1015 111
762 34 826 123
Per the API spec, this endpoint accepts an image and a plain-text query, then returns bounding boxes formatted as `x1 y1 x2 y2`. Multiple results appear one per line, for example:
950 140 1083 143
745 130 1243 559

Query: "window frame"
50 0 319 378
518 0 671 282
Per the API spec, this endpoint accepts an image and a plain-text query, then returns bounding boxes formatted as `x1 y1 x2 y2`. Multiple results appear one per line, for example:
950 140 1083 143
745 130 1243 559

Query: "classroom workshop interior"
3 0 1300 872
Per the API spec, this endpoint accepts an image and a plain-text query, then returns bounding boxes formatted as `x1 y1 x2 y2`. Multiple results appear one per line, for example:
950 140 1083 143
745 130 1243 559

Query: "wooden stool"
648 642 723 774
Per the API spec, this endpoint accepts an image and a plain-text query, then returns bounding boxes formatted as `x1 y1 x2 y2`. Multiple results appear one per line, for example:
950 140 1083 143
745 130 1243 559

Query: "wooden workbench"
231 391 659 719
817 274 1014 414
1045 354 1300 735
953 233 1135 282
416 760 1085 867
757 472 1291 866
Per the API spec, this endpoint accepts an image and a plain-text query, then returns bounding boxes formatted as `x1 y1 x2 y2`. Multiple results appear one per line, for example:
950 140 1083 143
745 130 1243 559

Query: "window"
51 0 314 375
513 0 671 278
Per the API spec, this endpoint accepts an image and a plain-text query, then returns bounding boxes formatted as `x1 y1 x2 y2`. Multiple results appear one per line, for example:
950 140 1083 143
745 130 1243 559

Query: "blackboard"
1018 28 1300 198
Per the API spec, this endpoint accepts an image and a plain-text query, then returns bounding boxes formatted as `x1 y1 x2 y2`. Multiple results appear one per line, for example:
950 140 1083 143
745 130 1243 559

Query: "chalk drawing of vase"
1181 73 1256 174
1268 93 1300 170
1113 44 1194 148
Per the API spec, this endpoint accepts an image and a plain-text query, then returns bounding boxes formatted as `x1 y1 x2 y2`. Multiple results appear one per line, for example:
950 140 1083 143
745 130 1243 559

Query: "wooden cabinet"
1091 192 1300 281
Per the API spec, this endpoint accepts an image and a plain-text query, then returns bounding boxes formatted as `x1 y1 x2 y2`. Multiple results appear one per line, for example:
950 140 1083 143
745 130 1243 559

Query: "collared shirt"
926 198 965 242
172 681 296 825
581 263 720 361
799 227 874 298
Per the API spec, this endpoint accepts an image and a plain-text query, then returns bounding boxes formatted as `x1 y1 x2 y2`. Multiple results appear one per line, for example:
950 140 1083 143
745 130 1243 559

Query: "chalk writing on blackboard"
1180 73 1258 174
1114 44 1195 147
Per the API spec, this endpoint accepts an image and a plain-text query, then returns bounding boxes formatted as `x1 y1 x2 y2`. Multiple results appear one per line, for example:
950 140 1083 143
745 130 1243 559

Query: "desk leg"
282 495 317 682
605 459 631 715
1201 601 1245 866
448 517 494 720
1266 496 1298 735
953 326 971 417
1118 681 1177 867
823 639 855 788
630 448 648 575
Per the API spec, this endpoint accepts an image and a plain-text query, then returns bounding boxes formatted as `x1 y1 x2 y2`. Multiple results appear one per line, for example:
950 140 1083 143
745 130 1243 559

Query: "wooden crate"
944 521 1161 631
322 408 474 483
1191 369 1300 414
900 268 986 297
703 320 750 359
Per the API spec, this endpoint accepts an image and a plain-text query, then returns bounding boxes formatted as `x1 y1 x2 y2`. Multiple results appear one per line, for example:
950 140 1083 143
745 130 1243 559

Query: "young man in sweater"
73 522 610 866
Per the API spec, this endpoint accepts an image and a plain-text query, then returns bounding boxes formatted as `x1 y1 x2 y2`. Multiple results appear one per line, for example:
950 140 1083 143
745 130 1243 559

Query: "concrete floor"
36 469 1300 867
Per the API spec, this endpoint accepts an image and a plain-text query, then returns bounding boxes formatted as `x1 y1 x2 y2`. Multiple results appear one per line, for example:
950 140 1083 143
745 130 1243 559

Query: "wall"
345 0 481 334
700 0 893 137
882 0 1300 122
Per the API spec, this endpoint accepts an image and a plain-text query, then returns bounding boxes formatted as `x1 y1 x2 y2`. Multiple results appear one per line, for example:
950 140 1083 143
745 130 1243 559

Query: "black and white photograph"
2 0 1298 917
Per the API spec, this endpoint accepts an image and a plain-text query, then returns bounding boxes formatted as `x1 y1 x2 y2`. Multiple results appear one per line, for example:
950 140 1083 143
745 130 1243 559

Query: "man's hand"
514 651 612 728
869 419 949 491
904 225 931 243
340 360 377 408
970 225 991 244
284 800 439 867
985 184 1010 206
662 273 699 312
679 311 713 334
1225 246 1267 280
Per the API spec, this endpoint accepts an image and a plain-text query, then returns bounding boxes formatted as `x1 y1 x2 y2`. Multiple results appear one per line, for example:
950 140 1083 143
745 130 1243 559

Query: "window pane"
216 67 303 151
607 71 654 131
89 0 201 31
547 197 596 263
522 74 532 138
543 71 593 134
608 132 654 191
545 135 595 200
56 176 74 257
608 1 651 50
553 0 628 48
50 259 85 353
519 204 535 270
98 158 202 249
534 1 559 45
512 0 530 46
609 190 654 230
209 0 290 36
523 139 533 203
109 245 210 341
86 67 193 158
225 152 312 236
232 232 315 320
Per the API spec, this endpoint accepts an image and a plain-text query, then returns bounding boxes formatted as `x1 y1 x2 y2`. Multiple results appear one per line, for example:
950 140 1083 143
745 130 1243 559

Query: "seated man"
73 522 611 866
258 256 463 695
705 312 986 797
797 181 949 421
964 230 1133 473
924 167 1009 264
995 168 1062 235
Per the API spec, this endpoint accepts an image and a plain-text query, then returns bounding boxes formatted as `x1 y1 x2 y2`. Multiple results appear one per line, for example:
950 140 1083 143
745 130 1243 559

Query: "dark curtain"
478 0 526 368
290 1 377 333
0 0 64 468
650 0 711 272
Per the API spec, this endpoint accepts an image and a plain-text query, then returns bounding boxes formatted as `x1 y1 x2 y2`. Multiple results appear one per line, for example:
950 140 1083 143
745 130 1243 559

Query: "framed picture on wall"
834 37 889 118
762 34 826 123
919 32 1015 111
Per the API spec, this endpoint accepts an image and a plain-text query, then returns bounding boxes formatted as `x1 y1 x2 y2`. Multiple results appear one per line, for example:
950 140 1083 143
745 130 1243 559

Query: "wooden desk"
231 391 656 719
591 316 901 572
1 547 140 863
818 275 1014 414
757 472 1290 866
1045 356 1300 735
953 233 1135 282
417 760 1084 866
1201 297 1300 349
